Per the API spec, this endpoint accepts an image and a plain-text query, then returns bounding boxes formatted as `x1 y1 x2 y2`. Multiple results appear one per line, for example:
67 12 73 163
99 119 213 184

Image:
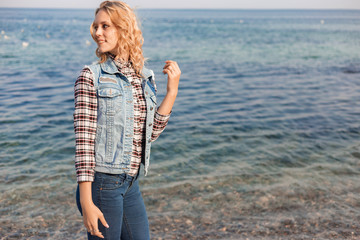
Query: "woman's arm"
157 60 181 115
74 68 97 182
74 68 108 238
79 182 109 239
150 60 181 142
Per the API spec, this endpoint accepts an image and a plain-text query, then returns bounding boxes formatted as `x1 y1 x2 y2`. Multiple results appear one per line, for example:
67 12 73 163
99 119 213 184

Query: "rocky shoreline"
1 175 359 239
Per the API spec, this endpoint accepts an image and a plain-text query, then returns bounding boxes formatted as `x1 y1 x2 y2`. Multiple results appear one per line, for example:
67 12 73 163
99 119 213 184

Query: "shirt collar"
107 53 132 70
100 53 153 80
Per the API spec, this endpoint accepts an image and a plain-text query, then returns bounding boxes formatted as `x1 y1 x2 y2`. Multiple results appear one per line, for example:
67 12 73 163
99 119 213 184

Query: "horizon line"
1 7 360 11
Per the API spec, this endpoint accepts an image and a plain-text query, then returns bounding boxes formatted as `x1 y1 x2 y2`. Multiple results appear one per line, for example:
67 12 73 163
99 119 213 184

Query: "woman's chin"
98 46 109 53
98 46 117 55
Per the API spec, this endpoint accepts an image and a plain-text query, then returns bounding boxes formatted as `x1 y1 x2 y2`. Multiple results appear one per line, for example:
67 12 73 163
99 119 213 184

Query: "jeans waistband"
95 171 138 183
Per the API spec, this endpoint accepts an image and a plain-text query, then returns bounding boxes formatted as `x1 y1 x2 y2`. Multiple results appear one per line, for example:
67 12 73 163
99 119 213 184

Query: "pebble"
185 219 193 226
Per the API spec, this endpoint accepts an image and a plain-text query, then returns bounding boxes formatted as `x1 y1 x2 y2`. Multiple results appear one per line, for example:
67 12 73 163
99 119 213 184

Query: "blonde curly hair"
90 1 146 77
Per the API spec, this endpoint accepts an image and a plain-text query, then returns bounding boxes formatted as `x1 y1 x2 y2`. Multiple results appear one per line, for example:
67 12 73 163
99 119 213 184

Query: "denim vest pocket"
98 87 123 114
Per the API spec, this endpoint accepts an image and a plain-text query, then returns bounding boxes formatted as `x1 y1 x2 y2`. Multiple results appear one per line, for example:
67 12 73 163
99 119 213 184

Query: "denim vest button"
149 123 152 127
148 139 151 143
150 107 153 110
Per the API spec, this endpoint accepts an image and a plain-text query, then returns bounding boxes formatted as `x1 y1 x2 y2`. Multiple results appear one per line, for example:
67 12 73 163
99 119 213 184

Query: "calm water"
0 8 360 239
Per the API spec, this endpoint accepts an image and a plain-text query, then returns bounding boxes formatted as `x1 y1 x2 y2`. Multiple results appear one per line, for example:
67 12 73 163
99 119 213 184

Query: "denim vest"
86 58 157 176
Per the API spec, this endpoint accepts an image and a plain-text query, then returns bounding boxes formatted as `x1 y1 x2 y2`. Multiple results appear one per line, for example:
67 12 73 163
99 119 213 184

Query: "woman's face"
93 10 118 55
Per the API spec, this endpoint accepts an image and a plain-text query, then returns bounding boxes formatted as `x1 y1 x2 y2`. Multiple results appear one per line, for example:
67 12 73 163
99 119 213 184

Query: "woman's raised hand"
162 60 181 95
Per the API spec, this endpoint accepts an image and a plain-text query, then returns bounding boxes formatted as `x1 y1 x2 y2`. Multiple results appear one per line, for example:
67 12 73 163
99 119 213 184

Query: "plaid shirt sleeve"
73 67 97 182
150 74 171 142
151 110 171 142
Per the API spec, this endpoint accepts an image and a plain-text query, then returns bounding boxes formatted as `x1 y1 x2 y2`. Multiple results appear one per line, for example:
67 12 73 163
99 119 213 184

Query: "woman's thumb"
99 214 109 228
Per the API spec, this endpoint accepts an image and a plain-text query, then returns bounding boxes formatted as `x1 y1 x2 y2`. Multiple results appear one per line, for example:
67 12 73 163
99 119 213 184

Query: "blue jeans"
76 172 150 240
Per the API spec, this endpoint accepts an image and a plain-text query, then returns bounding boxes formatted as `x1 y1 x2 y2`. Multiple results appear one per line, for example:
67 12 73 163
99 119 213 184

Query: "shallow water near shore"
1 8 360 239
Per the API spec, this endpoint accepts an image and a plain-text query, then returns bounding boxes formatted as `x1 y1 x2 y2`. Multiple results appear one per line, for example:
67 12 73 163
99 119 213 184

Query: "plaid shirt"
74 56 170 182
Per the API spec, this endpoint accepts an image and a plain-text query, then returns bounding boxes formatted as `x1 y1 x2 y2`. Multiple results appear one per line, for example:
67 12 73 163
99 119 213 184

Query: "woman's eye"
94 26 98 31
103 24 109 29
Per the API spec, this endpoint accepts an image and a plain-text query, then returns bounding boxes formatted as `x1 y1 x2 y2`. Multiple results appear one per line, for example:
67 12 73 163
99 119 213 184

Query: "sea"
0 8 360 240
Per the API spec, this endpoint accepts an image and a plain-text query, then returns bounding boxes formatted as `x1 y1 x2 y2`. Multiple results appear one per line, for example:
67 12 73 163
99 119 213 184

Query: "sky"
0 0 359 9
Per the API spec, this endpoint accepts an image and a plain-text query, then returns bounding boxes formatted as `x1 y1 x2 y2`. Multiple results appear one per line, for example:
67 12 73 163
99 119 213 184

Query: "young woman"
73 1 181 239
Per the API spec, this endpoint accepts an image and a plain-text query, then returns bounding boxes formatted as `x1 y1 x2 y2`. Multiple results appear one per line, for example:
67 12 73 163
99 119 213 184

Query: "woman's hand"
157 60 181 116
162 60 181 96
81 202 109 238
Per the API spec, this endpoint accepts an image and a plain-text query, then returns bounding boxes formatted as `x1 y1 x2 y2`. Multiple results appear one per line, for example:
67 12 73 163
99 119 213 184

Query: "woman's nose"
95 27 102 36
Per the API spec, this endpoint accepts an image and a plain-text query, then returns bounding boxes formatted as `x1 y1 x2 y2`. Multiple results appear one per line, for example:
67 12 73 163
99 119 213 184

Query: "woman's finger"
88 228 104 238
163 64 178 73
165 61 180 73
89 219 100 235
163 61 177 68
85 224 91 233
92 229 104 238
163 63 171 69
99 214 109 228
163 68 171 75
165 60 179 67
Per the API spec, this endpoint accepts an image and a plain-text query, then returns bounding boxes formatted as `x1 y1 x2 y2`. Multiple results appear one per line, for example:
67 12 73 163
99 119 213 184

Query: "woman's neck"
108 51 129 63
